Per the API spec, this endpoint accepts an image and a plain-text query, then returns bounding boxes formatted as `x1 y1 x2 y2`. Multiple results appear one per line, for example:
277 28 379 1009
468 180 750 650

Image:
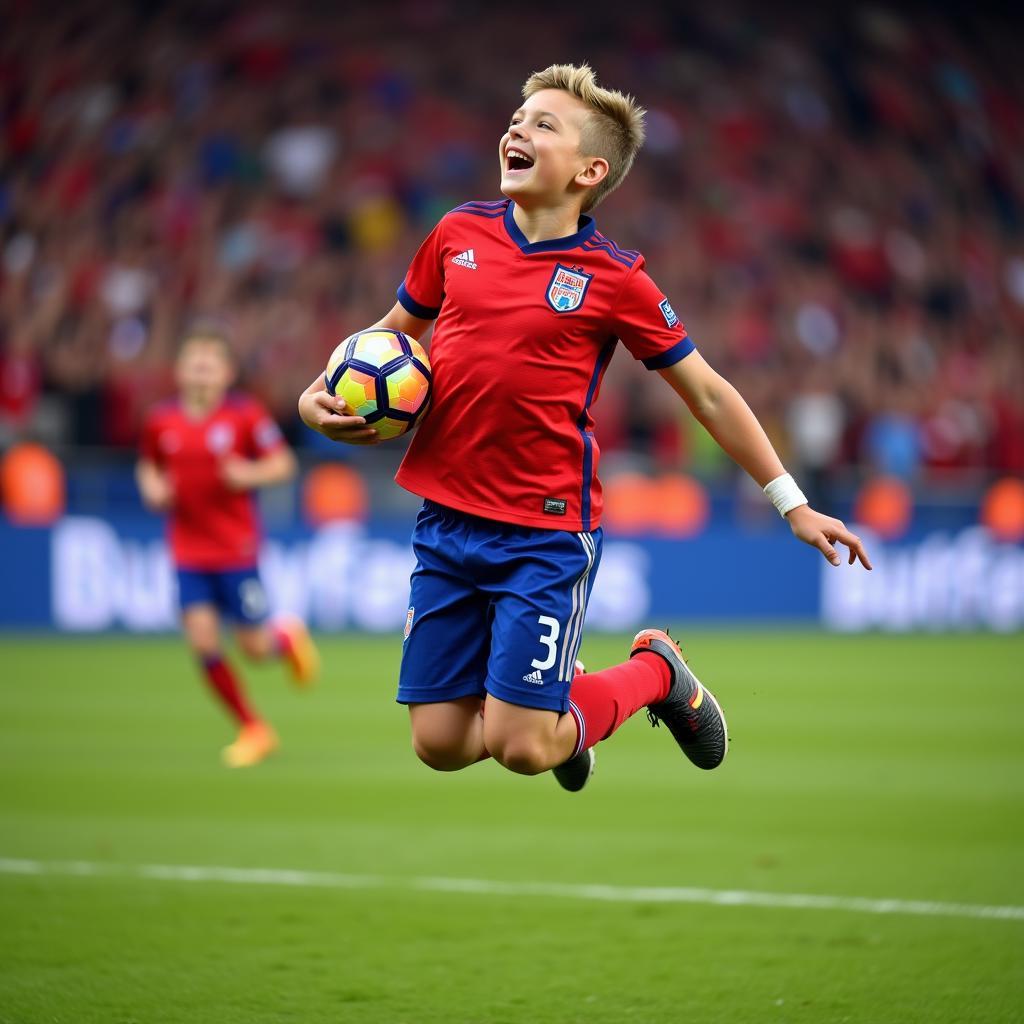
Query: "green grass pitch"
1 630 1022 1024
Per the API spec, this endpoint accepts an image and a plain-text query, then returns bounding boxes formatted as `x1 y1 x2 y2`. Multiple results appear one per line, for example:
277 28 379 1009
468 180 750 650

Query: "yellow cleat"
276 616 320 688
221 721 279 768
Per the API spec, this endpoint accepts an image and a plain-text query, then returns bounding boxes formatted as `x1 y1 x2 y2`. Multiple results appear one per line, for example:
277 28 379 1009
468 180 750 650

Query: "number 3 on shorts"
531 615 561 671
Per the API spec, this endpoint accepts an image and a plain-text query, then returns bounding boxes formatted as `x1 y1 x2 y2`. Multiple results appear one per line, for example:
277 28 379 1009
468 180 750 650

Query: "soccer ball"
324 329 432 441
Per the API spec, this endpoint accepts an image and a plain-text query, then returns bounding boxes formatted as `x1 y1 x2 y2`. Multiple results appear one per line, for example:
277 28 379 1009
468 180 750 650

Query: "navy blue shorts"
397 501 602 713
176 566 270 626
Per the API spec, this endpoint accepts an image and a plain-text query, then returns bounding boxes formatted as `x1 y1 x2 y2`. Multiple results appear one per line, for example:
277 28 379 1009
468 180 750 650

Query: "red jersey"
395 199 694 531
139 393 284 569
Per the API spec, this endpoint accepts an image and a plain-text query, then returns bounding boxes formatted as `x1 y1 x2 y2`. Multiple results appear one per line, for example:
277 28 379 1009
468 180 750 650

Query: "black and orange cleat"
630 629 728 770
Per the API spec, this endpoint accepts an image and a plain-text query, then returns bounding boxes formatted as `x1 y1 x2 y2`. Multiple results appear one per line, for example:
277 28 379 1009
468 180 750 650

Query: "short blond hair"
178 321 234 362
522 63 646 211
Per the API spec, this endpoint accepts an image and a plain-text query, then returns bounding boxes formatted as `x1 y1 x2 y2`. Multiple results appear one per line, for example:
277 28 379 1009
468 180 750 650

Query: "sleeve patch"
659 298 680 328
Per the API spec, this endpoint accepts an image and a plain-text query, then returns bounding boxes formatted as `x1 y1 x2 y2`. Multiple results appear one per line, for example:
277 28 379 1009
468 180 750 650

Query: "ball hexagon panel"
337 367 379 418
385 363 431 415
374 417 412 440
355 331 406 368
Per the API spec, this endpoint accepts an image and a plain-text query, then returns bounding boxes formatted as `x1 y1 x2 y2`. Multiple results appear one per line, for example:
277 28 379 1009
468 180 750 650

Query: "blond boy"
300 65 870 790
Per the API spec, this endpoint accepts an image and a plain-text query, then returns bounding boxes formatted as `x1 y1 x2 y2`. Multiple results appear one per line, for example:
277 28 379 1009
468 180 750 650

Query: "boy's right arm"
299 303 433 444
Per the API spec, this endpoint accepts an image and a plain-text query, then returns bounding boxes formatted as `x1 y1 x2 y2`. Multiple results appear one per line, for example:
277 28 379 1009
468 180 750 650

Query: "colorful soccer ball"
324 329 432 441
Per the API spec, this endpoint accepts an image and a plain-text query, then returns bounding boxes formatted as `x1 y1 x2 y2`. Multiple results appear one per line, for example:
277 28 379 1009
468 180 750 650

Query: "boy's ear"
575 156 609 190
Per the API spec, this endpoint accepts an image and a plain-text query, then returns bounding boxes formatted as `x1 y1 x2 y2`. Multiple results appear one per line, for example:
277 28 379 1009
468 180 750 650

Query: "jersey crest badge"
206 422 235 454
546 264 593 313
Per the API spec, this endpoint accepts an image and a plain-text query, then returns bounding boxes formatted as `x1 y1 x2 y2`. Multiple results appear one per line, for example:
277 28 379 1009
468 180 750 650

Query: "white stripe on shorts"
558 532 596 682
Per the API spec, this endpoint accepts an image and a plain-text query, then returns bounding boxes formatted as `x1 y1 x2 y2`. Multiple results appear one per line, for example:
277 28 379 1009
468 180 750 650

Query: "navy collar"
503 201 597 254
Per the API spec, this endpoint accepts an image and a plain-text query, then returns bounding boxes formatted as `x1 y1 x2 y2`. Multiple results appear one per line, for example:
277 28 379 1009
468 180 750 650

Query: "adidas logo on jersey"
452 249 478 270
522 668 544 685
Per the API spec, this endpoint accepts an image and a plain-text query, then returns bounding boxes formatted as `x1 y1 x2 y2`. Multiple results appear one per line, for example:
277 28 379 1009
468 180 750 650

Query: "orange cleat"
276 616 320 688
221 721 279 768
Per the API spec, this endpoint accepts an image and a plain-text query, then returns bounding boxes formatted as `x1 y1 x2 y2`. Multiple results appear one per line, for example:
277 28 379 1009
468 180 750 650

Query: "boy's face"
499 89 602 209
175 338 234 402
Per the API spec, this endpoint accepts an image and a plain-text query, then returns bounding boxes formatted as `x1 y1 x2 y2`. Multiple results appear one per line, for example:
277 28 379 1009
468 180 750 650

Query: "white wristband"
763 473 808 518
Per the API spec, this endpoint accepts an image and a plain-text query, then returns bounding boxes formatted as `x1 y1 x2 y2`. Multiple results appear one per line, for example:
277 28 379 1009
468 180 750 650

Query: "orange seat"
602 472 658 534
651 473 710 538
854 476 913 540
980 477 1024 544
302 462 369 525
0 442 66 526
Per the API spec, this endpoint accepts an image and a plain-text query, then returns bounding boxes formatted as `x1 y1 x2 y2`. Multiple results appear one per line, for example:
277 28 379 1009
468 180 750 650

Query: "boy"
138 326 319 768
299 65 870 791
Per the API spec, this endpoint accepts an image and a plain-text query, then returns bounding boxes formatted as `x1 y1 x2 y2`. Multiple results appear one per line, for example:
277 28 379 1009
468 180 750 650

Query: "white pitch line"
1 857 1022 923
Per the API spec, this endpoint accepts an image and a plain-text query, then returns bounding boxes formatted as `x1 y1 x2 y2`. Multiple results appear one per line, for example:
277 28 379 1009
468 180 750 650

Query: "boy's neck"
182 391 222 418
510 201 586 244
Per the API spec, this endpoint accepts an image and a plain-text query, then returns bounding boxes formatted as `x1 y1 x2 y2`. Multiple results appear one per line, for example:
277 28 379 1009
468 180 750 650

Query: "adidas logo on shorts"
522 668 543 685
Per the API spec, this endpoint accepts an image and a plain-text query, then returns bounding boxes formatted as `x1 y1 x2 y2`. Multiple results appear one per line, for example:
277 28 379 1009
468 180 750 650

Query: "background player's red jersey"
395 200 694 532
139 394 284 569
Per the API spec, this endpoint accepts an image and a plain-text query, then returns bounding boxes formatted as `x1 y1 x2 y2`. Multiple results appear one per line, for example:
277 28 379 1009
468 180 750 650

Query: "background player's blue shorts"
176 566 269 626
397 501 603 713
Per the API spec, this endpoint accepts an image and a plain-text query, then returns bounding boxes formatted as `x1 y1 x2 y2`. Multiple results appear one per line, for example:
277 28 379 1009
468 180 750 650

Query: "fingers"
321 423 378 442
307 391 355 417
818 523 873 571
815 535 841 567
311 392 355 418
307 393 377 442
792 507 873 570
835 526 873 571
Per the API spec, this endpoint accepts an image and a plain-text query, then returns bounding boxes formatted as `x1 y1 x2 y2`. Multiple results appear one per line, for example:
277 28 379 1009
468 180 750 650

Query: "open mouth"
505 148 535 173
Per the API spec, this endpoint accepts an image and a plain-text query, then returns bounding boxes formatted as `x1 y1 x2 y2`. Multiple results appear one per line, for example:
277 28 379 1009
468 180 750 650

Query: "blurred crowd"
1 0 1023 496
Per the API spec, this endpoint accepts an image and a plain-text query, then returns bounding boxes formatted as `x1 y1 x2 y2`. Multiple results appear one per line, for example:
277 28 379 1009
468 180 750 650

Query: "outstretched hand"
786 505 873 569
298 389 380 445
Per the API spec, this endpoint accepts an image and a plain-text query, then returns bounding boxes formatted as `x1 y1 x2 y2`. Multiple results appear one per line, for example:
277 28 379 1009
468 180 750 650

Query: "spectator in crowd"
1 2 1022 503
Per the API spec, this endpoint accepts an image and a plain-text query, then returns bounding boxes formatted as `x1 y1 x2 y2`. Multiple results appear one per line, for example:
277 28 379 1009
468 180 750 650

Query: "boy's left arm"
659 352 872 569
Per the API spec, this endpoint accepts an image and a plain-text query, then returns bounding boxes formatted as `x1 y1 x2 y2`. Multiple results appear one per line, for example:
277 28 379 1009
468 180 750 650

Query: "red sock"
566 653 671 756
201 656 258 725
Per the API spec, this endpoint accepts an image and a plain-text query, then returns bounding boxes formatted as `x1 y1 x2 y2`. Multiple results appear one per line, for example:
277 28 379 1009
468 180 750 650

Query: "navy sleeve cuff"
397 283 441 320
642 337 696 370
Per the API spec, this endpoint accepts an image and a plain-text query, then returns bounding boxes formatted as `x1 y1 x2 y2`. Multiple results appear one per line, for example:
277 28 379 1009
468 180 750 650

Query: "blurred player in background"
138 326 319 767
300 64 871 791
